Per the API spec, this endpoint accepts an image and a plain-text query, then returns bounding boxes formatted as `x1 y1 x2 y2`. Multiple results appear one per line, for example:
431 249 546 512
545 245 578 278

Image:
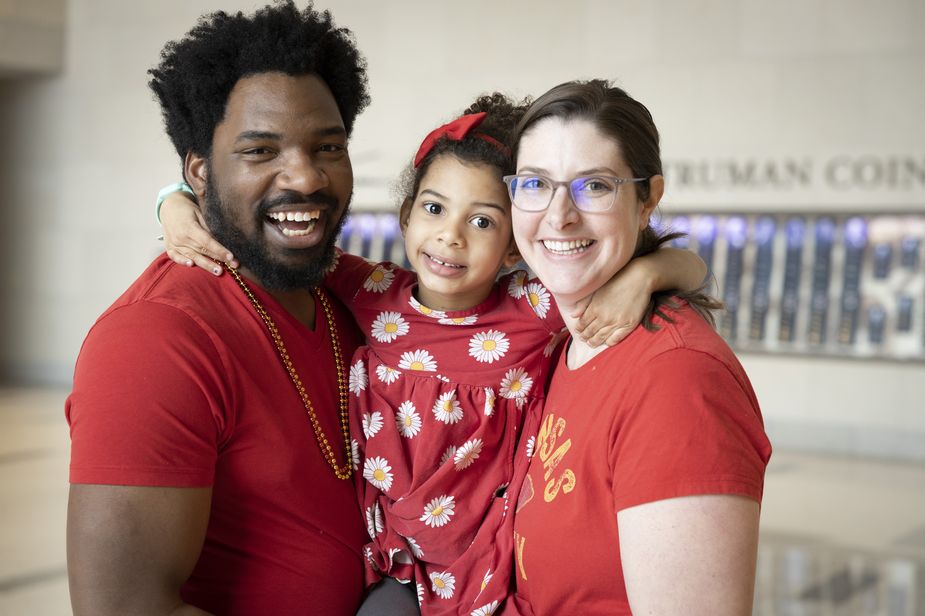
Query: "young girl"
158 94 707 615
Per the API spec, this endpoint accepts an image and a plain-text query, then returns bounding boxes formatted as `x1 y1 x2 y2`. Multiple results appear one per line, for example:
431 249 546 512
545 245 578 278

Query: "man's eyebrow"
235 130 281 143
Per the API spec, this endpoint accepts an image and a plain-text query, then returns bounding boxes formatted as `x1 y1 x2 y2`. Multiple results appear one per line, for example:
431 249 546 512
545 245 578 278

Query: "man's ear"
183 151 209 203
639 174 665 229
398 197 413 235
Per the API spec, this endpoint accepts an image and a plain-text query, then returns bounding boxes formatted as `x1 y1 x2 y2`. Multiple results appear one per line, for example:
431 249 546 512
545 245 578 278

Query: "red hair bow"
413 112 508 168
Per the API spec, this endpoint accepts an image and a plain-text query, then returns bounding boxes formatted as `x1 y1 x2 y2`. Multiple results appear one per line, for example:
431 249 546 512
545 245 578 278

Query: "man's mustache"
259 191 339 214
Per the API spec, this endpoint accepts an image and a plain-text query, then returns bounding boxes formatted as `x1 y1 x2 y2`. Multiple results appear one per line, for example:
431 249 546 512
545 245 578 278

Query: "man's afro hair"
148 0 370 161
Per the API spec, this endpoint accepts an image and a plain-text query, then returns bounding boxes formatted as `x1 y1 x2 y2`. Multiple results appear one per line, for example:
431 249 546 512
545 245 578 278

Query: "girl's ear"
502 238 522 269
398 197 413 235
184 151 208 203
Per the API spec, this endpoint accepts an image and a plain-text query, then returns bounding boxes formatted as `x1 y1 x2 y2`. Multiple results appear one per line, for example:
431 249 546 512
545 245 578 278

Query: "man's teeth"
542 239 593 254
268 210 321 223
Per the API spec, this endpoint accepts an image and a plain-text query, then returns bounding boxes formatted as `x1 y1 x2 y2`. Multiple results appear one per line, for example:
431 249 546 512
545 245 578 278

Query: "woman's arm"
573 247 708 346
159 191 238 274
618 494 759 616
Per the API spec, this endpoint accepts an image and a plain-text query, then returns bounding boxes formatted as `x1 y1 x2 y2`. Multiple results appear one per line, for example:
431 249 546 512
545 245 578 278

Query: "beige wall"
1 0 923 457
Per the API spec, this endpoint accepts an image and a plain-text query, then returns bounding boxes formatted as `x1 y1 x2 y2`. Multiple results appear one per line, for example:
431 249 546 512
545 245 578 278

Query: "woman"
505 80 772 615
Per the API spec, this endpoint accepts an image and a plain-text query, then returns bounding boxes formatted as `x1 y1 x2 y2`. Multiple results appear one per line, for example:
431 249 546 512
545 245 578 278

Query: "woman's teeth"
542 239 593 254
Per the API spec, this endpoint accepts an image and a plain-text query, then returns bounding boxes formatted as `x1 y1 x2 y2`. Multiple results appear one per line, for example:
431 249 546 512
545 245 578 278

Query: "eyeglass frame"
501 173 649 213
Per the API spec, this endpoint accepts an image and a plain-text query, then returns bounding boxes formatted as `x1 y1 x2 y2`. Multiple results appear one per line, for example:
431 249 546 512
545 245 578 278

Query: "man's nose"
277 151 328 194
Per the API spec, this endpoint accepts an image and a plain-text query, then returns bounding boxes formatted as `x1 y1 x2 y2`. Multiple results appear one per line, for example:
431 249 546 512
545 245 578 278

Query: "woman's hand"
161 192 238 275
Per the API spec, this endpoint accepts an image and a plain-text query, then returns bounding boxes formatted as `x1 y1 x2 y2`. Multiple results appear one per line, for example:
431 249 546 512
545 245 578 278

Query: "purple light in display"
755 216 776 245
843 217 868 248
725 216 748 249
379 214 400 240
357 213 378 240
696 216 718 243
784 217 805 248
815 217 836 243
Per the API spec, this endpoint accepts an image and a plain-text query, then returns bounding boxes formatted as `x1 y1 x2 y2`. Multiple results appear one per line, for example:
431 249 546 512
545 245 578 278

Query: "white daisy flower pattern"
481 569 494 591
432 391 464 424
363 456 394 491
525 281 551 318
507 270 527 299
438 315 478 326
366 503 384 539
363 265 395 293
362 411 384 439
483 387 496 417
349 360 367 396
398 349 438 372
350 439 360 470
525 435 536 458
454 438 483 470
388 547 413 565
409 296 447 320
370 311 409 343
395 401 422 438
468 330 510 364
416 583 424 607
500 367 533 400
420 494 455 528
471 601 499 616
405 536 424 559
376 364 401 385
440 445 457 466
544 329 567 357
429 571 456 600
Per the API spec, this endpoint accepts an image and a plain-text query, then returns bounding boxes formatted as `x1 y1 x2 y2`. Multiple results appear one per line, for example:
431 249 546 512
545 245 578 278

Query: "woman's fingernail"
185 260 193 267
226 253 234 261
213 267 221 275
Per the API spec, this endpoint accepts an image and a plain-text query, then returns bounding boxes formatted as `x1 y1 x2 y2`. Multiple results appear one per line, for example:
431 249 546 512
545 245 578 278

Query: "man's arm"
68 484 213 616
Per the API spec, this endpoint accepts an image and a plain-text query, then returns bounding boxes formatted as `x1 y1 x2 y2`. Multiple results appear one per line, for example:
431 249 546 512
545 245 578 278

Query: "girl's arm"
159 191 238 275
573 247 708 346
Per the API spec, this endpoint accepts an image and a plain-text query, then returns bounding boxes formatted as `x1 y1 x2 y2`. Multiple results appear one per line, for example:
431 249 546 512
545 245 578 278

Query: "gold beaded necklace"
225 264 353 480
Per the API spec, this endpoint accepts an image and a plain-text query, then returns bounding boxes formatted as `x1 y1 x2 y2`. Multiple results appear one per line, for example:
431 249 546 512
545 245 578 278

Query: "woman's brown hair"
512 79 722 329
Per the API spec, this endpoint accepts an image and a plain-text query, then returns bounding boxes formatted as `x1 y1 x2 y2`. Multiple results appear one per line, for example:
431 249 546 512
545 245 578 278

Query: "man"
66 3 378 614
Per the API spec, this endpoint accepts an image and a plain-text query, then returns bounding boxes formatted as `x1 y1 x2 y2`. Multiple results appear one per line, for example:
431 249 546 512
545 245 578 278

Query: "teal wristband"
155 182 195 225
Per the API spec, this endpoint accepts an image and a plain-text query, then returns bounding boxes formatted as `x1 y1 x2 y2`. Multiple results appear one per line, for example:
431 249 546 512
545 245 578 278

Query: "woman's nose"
544 185 580 229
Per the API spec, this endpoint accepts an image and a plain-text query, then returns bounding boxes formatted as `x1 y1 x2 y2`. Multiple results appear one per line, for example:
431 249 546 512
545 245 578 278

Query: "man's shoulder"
96 254 235 335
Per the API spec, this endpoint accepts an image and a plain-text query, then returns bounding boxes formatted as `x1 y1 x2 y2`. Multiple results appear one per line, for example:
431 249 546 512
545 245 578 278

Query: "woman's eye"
470 215 494 230
423 202 443 215
521 176 549 191
579 178 614 193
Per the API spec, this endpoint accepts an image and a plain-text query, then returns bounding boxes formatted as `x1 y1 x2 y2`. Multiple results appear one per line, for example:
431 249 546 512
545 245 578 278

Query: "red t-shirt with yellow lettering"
509 304 771 615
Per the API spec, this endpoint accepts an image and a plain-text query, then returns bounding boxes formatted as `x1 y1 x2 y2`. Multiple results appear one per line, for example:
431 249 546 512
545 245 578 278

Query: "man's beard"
202 174 350 291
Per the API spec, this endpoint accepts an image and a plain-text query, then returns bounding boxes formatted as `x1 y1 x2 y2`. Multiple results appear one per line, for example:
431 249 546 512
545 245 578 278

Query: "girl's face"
512 117 659 308
401 155 520 312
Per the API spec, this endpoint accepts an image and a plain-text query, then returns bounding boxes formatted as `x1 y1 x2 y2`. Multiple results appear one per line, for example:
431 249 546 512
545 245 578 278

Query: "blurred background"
1 0 923 614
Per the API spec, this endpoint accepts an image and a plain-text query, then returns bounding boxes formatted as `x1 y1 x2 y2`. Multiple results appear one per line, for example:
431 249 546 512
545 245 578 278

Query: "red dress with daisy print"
325 250 564 616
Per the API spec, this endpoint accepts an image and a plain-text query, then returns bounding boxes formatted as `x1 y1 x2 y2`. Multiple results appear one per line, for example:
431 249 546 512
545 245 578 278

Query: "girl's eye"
470 215 494 230
423 202 443 215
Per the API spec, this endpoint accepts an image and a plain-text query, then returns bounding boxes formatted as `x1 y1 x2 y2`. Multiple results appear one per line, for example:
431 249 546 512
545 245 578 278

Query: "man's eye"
242 148 272 156
423 202 443 215
319 144 346 153
470 215 493 229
